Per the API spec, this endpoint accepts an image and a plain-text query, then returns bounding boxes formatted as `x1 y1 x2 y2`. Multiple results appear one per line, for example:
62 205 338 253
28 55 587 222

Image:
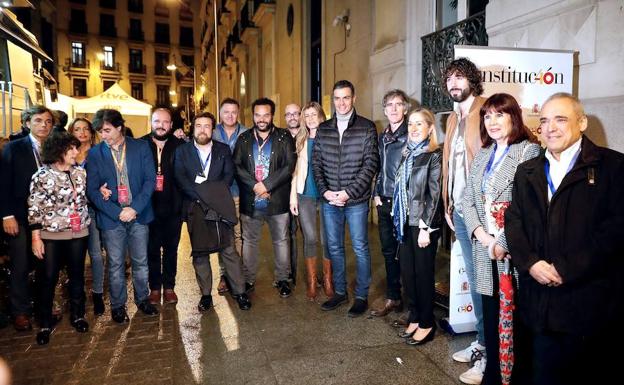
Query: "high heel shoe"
406 324 436 346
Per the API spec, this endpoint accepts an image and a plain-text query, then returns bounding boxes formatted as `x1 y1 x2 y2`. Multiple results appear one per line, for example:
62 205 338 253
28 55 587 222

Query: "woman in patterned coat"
463 93 541 384
28 132 91 345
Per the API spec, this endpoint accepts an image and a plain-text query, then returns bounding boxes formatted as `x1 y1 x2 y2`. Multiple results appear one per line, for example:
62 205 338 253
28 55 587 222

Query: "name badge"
69 213 81 232
195 175 207 184
255 165 264 182
118 185 129 204
155 174 164 191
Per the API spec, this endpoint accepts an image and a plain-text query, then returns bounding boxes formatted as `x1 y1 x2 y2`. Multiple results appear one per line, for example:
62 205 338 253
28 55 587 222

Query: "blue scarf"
392 139 430 243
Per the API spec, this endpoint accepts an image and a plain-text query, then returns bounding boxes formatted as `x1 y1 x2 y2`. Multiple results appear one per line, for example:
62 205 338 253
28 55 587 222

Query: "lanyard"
481 144 510 193
254 129 271 159
30 137 42 168
544 148 581 196
195 147 211 176
110 143 126 174
156 145 163 174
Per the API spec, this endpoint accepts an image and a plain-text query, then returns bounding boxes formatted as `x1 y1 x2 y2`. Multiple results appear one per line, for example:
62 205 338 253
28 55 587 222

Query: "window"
129 49 143 72
103 80 115 90
155 23 170 44
179 26 194 47
73 78 87 97
100 14 116 37
155 52 169 75
157 85 170 106
71 42 85 67
131 82 143 100
128 0 143 13
103 45 114 69
129 18 143 41
99 0 116 9
69 9 87 34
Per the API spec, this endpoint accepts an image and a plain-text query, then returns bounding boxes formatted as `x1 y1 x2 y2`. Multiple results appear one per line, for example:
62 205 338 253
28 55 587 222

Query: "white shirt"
194 141 213 176
544 137 582 200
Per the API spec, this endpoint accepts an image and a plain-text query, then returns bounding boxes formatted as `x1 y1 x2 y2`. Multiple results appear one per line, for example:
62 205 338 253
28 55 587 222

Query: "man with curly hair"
441 58 487 385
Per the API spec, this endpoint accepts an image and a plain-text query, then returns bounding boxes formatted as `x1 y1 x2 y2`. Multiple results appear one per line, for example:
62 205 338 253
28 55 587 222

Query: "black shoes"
36 328 51 345
406 324 436 346
398 328 417 338
92 292 105 316
277 280 292 298
234 293 252 310
138 301 159 316
198 295 213 312
71 317 89 333
321 293 348 311
348 299 368 317
111 307 130 324
245 282 255 294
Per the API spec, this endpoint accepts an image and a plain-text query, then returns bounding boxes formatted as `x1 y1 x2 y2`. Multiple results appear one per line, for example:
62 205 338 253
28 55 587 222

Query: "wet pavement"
0 223 474 384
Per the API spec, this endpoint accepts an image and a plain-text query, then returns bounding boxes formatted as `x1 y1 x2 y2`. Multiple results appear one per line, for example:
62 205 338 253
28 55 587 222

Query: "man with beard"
213 98 247 295
441 58 487 385
1 105 54 330
141 108 185 305
284 103 302 285
233 98 296 298
174 112 251 311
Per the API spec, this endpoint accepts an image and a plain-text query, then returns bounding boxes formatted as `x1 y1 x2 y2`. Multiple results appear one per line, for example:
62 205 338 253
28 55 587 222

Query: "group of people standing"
1 56 622 385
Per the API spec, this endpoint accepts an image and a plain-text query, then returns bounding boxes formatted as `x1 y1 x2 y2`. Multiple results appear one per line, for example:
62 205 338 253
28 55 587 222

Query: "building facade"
55 0 202 110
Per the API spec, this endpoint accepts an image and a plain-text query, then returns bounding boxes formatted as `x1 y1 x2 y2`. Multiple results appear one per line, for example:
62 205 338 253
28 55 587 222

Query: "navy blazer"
86 136 156 230
174 140 233 219
0 136 39 224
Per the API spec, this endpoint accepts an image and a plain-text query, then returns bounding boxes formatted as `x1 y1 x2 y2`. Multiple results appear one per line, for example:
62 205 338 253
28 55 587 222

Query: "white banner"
448 240 477 333
454 45 575 135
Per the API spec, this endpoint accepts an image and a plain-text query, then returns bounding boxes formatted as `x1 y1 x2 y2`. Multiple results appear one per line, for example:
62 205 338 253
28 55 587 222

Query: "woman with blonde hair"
290 101 333 300
393 107 443 346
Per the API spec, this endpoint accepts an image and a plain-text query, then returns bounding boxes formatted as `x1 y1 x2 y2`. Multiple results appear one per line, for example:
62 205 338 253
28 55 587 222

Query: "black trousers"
9 224 34 316
148 215 183 290
38 237 88 328
398 226 439 328
377 199 401 300
481 261 531 385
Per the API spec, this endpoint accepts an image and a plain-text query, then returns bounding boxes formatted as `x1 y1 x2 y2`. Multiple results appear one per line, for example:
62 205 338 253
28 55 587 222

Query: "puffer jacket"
375 120 408 198
311 109 379 205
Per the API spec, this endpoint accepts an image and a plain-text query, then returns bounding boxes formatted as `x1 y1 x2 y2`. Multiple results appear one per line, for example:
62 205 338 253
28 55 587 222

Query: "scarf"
391 139 430 243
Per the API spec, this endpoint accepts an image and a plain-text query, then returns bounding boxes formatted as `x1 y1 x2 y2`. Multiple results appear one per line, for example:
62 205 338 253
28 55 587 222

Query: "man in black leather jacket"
312 80 379 317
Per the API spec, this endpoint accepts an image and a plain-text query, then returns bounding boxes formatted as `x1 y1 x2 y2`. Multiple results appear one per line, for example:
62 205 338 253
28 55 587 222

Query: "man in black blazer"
0 105 54 330
141 108 185 305
174 112 251 311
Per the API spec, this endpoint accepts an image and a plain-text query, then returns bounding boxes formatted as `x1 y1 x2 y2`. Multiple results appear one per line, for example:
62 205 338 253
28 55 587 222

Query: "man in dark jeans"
141 108 185 305
233 98 296 298
0 105 54 330
371 89 409 317
312 80 379 317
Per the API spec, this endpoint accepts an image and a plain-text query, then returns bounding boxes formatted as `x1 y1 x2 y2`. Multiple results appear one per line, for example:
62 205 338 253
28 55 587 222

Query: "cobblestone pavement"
0 224 472 385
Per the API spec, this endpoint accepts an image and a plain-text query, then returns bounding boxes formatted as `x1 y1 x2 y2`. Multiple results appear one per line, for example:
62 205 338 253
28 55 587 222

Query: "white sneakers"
459 357 486 385
452 340 485 363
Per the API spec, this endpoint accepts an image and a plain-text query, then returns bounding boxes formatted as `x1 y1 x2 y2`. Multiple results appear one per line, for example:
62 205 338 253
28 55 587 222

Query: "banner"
454 45 575 135
447 240 477 334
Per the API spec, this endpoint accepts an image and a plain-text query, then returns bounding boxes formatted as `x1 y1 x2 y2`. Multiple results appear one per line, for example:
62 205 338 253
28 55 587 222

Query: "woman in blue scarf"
392 107 443 345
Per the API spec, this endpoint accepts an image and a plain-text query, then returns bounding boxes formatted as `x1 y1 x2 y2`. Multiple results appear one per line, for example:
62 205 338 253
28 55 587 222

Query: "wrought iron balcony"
421 11 487 113
100 62 120 72
128 64 146 74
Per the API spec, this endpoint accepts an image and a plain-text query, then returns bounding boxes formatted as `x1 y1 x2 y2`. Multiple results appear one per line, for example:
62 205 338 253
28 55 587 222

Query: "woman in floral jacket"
28 132 91 345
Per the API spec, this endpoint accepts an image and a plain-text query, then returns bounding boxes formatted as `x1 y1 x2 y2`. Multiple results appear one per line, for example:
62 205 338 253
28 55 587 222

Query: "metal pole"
214 0 220 116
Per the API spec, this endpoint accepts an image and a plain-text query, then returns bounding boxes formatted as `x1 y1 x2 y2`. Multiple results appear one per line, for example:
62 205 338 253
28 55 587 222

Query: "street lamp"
167 54 198 115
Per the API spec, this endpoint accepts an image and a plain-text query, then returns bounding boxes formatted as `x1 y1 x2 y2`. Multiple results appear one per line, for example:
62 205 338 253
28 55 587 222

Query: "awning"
0 9 52 61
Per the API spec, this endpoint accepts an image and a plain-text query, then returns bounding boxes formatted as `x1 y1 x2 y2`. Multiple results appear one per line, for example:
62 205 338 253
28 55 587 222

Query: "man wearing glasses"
284 103 302 285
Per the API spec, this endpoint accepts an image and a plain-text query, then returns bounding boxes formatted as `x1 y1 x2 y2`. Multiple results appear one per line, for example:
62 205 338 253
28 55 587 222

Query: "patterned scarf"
392 139 430 243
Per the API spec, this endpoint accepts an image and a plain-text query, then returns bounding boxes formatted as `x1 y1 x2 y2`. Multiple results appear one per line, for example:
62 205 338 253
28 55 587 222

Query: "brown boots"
322 258 334 298
305 258 318 300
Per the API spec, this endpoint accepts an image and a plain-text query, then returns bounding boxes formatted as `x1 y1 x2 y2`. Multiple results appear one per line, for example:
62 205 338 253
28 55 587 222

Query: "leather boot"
304 258 318 300
322 258 334 298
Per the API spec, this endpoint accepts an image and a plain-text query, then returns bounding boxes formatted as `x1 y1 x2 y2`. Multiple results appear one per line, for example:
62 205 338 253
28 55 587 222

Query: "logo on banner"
481 66 564 85
458 303 474 313
461 281 470 292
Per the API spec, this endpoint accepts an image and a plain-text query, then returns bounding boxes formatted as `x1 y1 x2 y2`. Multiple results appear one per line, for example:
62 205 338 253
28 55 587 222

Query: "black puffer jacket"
233 126 296 216
312 110 379 205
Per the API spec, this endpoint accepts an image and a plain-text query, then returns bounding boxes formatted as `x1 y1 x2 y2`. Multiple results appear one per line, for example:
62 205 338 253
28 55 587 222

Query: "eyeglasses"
285 112 300 119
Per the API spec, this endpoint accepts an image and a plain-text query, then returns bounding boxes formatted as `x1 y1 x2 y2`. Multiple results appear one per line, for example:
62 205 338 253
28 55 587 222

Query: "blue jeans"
453 210 484 344
322 201 372 299
88 207 105 294
102 221 149 309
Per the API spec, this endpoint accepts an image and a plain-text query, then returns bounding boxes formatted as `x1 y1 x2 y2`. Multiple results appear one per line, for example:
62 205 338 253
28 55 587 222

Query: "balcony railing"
69 20 88 34
128 64 146 74
128 29 144 41
100 26 117 38
66 58 89 69
100 62 120 72
421 12 488 113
